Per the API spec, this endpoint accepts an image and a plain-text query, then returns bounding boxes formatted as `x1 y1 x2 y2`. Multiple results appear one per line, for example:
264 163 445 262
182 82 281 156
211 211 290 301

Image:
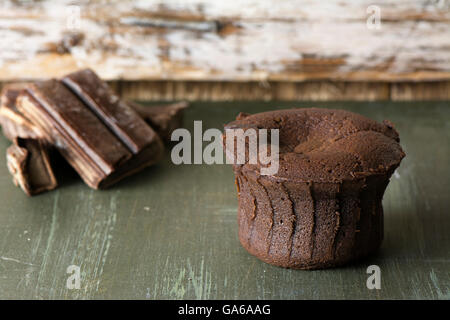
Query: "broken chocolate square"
127 100 188 143
7 138 57 196
62 69 161 154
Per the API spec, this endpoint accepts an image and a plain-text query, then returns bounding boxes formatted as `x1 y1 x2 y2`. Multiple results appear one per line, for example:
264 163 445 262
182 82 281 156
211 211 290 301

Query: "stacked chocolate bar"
0 69 188 196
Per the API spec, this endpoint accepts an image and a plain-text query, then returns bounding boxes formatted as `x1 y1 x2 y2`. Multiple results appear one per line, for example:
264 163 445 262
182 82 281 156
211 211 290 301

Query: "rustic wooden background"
1 0 450 100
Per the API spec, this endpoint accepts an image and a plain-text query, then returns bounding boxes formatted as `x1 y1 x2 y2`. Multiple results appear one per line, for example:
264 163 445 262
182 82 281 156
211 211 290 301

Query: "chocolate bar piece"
128 101 188 143
0 84 44 141
7 138 57 196
17 78 163 189
62 69 160 154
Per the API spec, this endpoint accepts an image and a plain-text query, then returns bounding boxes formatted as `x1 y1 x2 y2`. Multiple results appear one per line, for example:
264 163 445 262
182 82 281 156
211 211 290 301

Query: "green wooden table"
0 101 448 300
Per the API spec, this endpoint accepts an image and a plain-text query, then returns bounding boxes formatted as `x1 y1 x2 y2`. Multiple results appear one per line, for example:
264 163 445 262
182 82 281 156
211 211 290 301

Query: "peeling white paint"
0 0 449 80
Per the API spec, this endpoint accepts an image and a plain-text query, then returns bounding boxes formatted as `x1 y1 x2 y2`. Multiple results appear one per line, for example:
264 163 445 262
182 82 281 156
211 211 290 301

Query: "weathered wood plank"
4 80 450 101
0 0 449 81
119 80 392 101
391 81 450 100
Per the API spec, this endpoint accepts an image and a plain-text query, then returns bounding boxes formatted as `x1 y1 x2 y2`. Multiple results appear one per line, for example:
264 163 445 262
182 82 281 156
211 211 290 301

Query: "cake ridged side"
235 169 394 270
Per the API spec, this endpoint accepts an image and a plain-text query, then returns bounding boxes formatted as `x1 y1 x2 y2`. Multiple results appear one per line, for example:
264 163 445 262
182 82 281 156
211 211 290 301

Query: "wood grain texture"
391 81 450 100
119 81 393 101
114 80 450 101
0 0 449 82
0 101 448 299
1 80 449 101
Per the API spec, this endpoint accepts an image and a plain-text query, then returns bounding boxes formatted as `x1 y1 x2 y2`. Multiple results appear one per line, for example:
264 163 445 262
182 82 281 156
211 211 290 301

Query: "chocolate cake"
223 108 405 269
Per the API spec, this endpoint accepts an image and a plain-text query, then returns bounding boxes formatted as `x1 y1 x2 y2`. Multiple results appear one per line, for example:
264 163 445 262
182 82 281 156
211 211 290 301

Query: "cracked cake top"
224 108 405 182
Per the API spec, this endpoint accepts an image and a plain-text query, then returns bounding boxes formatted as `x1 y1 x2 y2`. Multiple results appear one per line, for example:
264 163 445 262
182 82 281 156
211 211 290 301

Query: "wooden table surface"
0 101 448 300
